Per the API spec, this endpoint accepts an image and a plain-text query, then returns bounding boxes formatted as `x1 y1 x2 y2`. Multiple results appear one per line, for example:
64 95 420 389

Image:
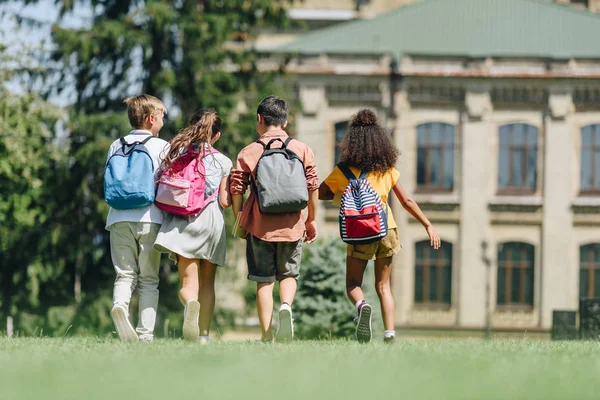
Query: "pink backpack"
155 148 220 216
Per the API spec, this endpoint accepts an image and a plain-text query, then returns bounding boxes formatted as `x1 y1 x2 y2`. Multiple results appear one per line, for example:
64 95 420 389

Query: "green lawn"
1 337 599 400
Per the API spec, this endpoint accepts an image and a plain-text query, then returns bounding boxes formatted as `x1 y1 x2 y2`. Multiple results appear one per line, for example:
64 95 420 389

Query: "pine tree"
0 90 67 327
1 0 293 334
294 239 357 339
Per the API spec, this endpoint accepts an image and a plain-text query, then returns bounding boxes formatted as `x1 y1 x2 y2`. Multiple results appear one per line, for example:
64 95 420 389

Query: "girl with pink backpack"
154 108 232 343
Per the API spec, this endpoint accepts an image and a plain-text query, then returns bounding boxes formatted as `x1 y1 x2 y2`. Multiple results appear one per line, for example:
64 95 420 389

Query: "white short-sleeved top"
201 146 233 198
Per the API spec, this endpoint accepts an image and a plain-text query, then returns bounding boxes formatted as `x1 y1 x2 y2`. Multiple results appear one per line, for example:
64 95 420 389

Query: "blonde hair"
123 94 167 129
161 108 221 173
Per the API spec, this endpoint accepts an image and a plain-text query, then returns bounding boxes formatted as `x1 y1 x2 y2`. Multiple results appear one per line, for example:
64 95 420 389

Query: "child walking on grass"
104 94 169 342
319 109 440 344
230 96 319 343
154 109 232 343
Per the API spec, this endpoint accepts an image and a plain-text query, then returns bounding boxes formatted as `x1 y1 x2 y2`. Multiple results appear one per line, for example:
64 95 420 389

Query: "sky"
0 0 92 106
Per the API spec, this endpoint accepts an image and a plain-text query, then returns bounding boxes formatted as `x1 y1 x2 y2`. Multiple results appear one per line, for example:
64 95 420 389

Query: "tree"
0 90 67 326
1 0 293 334
293 238 357 339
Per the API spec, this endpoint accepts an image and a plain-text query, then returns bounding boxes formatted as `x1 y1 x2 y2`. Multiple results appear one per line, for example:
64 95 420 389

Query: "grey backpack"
253 137 309 213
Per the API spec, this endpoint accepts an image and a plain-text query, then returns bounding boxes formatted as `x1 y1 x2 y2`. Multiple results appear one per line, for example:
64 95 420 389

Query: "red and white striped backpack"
337 163 388 244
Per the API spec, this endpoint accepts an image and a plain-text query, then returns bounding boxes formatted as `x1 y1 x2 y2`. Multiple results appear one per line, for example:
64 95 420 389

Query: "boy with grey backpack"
230 96 319 343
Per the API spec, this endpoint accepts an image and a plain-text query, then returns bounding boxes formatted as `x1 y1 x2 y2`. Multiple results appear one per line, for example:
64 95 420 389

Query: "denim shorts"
246 235 303 282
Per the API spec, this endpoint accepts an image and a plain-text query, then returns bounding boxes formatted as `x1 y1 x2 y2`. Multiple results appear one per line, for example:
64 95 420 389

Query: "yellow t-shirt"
323 166 400 229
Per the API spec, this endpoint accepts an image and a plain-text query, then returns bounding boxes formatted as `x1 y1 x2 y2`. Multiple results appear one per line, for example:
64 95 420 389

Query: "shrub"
293 238 356 339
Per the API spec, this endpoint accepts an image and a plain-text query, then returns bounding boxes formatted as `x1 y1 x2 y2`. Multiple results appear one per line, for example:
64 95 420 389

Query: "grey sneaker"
276 303 294 343
355 303 372 344
111 305 138 342
182 300 200 341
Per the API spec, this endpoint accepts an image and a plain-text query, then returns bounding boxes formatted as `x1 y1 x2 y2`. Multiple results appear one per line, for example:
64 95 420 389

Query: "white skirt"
154 200 227 266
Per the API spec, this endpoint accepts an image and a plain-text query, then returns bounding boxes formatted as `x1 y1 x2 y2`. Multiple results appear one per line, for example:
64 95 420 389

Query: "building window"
326 82 382 103
414 240 452 306
334 121 348 166
416 123 455 191
580 244 600 299
497 242 534 307
581 125 600 194
498 124 538 194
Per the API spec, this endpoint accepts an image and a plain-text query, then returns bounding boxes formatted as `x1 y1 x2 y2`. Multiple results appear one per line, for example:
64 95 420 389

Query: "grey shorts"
246 235 303 282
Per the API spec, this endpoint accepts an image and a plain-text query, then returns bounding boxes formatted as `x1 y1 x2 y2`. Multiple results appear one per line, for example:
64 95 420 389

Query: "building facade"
265 0 600 331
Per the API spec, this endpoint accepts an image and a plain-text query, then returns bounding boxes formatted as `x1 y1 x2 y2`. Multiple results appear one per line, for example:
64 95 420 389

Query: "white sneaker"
139 334 154 343
276 303 294 343
110 305 138 342
198 336 210 345
182 300 200 341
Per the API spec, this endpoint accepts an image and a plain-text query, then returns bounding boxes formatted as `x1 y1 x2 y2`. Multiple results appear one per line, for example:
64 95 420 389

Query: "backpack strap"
257 138 289 150
140 136 154 145
265 138 284 149
337 162 359 182
206 189 219 205
119 135 154 146
200 146 220 158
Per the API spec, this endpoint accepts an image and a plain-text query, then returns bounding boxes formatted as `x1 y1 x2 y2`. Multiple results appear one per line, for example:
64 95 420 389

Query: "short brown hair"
123 94 167 129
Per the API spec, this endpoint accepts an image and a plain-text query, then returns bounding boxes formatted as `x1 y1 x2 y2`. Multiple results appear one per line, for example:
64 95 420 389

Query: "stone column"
392 88 413 326
297 81 329 230
541 87 575 328
586 0 600 12
458 87 493 327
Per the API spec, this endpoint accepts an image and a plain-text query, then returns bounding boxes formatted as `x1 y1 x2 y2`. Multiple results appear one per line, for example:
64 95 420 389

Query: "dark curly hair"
339 109 399 174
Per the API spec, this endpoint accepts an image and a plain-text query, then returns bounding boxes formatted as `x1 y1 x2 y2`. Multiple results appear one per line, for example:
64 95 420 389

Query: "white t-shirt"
105 130 170 230
200 145 233 197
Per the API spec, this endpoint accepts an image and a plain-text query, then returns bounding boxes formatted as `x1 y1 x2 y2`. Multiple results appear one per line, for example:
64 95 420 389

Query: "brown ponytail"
161 108 221 173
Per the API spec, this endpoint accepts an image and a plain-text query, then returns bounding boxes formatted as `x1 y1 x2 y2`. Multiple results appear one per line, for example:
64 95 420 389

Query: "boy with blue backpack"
319 110 440 344
104 94 169 342
230 96 319 343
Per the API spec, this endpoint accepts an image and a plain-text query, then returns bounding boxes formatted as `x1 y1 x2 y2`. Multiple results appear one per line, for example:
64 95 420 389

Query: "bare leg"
374 256 395 331
346 256 369 304
348 256 372 343
257 281 275 341
198 260 217 337
177 255 199 304
178 255 200 340
279 278 297 306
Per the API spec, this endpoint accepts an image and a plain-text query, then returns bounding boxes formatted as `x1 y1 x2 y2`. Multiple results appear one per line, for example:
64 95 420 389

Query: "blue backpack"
104 136 156 210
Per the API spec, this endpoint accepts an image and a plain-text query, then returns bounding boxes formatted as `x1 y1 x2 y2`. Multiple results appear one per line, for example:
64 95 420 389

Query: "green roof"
276 0 600 60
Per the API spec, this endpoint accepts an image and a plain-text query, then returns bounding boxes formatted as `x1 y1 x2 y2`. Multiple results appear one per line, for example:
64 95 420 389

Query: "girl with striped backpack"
319 110 441 344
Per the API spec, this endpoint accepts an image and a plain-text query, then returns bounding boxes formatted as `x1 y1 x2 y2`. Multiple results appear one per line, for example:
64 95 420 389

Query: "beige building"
263 0 600 332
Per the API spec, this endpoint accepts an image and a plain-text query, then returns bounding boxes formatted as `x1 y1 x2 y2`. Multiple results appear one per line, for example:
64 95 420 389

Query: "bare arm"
318 182 334 200
304 189 318 244
218 176 231 209
392 181 441 249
